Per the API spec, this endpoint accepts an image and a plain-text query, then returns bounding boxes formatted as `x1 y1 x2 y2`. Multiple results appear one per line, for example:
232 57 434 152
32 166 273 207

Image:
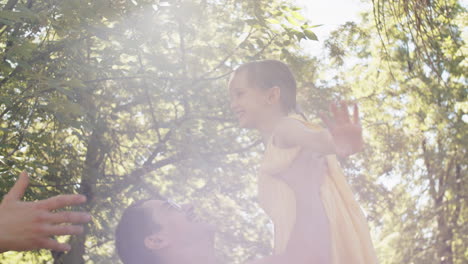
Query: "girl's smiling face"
228 71 271 129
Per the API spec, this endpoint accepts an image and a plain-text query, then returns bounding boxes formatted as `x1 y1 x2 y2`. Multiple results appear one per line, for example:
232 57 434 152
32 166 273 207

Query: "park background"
0 0 466 263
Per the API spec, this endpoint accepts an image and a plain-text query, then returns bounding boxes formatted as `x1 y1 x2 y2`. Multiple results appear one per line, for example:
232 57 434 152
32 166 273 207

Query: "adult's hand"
320 101 364 158
0 172 91 253
247 152 331 264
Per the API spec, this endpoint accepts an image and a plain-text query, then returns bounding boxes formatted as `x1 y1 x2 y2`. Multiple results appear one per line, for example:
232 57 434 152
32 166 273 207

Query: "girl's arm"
274 102 364 158
273 117 337 155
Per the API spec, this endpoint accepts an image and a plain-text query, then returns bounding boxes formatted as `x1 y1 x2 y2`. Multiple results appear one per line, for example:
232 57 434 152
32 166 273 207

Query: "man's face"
141 200 215 248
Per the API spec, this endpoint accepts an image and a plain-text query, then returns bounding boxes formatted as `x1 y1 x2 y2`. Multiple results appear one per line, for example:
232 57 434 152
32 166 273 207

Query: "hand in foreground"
0 172 91 253
320 101 364 158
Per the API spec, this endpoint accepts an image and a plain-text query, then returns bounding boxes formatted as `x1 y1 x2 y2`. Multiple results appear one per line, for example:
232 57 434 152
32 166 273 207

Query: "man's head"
115 199 214 264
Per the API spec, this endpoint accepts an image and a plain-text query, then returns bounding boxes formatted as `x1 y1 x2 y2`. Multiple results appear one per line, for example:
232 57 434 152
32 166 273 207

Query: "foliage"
0 0 319 263
324 1 467 263
0 0 466 263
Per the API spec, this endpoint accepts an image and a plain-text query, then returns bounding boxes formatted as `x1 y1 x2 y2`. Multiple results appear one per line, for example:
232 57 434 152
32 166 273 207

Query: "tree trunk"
54 127 104 264
436 209 454 264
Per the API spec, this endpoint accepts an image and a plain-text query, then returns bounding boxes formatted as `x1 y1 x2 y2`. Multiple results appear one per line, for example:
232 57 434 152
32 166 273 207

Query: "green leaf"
266 18 280 24
291 11 305 21
0 18 14 25
293 31 306 41
286 16 300 27
304 29 318 41
309 24 323 28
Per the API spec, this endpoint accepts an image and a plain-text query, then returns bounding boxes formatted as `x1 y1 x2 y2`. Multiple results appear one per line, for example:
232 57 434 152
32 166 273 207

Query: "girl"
228 60 377 263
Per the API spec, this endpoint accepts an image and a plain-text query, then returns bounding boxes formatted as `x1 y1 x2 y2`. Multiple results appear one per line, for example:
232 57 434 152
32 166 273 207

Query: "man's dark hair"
116 199 162 264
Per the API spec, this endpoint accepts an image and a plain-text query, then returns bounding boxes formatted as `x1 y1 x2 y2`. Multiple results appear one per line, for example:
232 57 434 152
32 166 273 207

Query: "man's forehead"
228 71 249 91
228 74 238 91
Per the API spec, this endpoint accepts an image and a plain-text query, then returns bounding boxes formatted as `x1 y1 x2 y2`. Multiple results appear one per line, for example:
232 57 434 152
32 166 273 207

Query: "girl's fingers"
353 104 360 124
340 101 351 123
319 112 334 129
330 102 339 120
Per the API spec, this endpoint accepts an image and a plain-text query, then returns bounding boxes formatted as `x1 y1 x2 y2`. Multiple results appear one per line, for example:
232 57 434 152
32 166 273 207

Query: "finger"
4 171 29 202
330 102 339 119
48 211 92 224
340 101 351 123
44 224 84 236
319 112 334 129
37 238 71 252
353 104 360 124
36 194 87 211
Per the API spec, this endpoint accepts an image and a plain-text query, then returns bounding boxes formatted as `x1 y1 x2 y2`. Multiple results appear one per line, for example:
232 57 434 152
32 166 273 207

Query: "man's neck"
160 241 220 264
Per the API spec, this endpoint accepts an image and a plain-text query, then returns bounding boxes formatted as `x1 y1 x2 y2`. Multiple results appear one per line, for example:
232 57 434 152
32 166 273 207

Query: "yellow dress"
258 117 378 264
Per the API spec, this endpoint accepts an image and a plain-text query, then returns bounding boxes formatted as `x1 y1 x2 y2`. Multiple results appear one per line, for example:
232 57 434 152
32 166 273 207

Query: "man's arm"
247 151 331 264
0 172 91 252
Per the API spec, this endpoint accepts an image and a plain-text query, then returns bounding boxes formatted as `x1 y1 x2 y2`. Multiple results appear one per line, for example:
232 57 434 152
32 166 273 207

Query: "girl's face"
228 71 271 129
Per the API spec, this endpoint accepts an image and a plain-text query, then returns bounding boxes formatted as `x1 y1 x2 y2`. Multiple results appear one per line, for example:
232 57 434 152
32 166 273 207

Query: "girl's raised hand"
320 101 364 158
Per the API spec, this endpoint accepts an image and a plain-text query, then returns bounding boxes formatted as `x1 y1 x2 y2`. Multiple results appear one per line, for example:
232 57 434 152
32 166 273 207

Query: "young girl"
228 60 377 263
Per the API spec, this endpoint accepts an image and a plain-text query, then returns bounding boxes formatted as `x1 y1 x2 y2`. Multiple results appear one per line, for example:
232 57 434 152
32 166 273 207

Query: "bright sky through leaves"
294 0 370 57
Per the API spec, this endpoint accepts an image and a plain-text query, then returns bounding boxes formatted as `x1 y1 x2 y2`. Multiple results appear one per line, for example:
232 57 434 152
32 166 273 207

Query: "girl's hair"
234 60 300 115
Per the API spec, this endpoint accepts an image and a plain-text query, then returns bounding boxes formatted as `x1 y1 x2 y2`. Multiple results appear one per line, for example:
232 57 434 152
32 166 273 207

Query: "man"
116 199 219 264
0 171 91 252
116 150 330 264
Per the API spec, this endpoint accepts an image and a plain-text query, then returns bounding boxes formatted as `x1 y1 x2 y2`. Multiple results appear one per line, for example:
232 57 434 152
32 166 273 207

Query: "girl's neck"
257 110 287 144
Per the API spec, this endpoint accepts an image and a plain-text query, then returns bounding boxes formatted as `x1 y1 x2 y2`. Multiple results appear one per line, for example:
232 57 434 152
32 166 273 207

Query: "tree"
323 1 467 263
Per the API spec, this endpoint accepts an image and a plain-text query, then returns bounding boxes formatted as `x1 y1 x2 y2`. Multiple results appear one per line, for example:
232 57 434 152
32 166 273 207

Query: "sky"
293 0 371 57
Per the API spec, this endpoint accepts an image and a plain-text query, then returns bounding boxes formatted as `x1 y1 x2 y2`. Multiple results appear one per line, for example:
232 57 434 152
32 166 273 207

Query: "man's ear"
144 233 169 251
267 86 281 105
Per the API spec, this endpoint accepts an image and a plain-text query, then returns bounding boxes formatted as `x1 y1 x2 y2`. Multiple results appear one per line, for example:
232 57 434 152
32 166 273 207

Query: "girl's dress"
258 115 378 264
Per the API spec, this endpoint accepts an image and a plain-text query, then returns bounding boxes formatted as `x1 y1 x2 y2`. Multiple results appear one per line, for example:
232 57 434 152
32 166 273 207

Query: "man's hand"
320 101 364 158
247 151 331 264
0 172 91 253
